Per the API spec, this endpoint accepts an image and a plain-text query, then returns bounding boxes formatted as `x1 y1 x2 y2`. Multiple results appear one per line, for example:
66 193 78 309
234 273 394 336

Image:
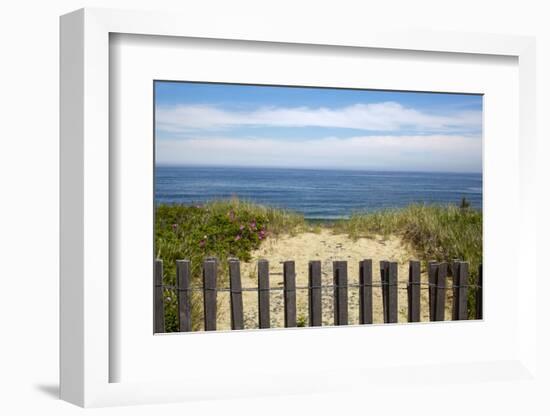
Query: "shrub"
155 198 305 331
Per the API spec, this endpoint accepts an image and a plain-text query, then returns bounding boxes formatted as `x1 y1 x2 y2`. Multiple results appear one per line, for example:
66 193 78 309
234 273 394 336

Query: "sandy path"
216 230 454 330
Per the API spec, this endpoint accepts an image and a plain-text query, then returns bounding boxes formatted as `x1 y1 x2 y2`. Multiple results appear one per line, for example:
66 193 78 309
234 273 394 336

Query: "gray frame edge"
60 8 85 407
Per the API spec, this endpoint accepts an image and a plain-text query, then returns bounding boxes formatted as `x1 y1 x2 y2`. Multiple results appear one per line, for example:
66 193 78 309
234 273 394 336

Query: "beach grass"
333 203 482 316
156 199 481 330
333 203 482 268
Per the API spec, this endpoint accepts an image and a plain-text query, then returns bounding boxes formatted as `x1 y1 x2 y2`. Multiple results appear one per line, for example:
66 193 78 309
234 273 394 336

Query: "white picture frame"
60 7 537 408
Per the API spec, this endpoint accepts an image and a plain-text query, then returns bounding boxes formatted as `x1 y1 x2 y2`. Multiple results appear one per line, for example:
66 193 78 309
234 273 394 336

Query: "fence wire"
160 281 481 293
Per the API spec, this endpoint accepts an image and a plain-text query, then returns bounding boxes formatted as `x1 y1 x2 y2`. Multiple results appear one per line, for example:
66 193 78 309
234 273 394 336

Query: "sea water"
155 166 482 219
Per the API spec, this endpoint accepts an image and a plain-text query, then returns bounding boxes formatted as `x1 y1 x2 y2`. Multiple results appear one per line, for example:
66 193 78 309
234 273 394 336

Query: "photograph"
153 81 483 332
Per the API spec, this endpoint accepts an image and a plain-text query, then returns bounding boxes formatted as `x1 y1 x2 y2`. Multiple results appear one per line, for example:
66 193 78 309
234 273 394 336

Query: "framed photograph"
152 80 483 334
60 8 537 407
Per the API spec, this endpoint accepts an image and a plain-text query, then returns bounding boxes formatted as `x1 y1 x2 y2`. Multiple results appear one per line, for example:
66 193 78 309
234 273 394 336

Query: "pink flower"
235 234 241 241
239 225 245 231
249 221 257 230
171 223 178 230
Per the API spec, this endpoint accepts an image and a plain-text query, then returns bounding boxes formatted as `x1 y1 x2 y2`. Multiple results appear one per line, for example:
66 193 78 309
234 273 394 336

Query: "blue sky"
155 81 482 172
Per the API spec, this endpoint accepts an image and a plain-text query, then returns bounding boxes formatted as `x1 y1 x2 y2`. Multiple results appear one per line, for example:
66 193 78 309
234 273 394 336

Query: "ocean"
155 166 482 219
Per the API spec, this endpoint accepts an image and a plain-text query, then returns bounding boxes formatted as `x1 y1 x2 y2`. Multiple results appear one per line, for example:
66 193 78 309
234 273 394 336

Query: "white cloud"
156 134 482 172
156 102 481 133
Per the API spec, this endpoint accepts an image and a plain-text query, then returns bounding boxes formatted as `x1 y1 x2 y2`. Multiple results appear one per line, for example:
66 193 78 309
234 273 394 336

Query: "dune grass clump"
335 203 481 268
334 203 482 315
155 198 305 331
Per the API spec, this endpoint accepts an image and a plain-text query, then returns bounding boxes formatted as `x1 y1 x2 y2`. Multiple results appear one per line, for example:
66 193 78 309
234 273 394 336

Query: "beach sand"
215 229 455 330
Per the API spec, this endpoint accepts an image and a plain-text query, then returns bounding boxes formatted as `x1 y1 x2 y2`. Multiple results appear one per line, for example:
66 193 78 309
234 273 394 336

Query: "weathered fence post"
475 264 483 319
451 260 460 320
202 258 217 331
428 260 438 321
408 260 421 322
154 259 165 333
386 261 398 323
308 260 322 327
258 259 270 328
283 261 297 328
380 260 389 322
228 258 244 330
457 261 469 320
176 259 192 332
333 261 348 325
434 262 447 321
359 259 373 324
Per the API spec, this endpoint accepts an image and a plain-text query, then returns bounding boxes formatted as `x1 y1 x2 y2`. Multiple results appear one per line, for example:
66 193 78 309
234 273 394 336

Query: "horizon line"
155 163 482 175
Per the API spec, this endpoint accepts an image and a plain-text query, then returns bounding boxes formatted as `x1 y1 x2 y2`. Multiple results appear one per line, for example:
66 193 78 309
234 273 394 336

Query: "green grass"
155 198 306 331
333 203 481 265
333 203 482 316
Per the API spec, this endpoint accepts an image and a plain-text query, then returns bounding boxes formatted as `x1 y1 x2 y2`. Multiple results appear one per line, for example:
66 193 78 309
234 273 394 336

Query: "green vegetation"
333 203 482 316
333 203 481 267
297 313 308 328
155 198 306 331
156 199 482 330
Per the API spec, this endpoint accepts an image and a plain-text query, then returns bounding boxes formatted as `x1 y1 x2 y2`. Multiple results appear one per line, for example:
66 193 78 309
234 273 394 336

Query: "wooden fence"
154 258 483 333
